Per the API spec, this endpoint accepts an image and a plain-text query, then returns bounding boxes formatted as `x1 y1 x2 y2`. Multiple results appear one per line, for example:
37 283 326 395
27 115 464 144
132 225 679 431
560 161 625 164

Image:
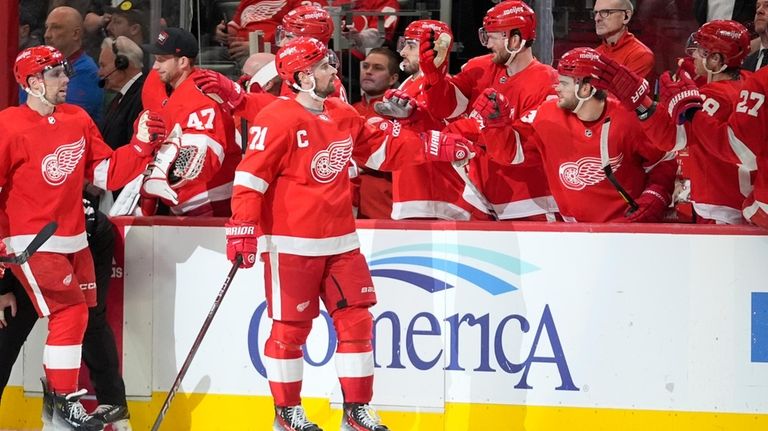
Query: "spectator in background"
21 6 104 122
743 0 768 71
593 0 655 78
351 47 399 219
104 0 151 73
19 6 43 50
106 0 149 45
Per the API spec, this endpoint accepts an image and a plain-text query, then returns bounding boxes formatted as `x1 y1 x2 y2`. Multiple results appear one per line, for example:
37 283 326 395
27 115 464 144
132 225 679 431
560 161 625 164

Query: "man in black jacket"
743 0 768 71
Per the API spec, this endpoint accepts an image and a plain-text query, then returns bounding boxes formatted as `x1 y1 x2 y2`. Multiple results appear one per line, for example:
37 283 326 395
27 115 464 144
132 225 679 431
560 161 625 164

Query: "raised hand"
591 54 651 111
658 71 703 125
131 110 166 155
422 130 475 167
373 89 419 119
193 69 245 112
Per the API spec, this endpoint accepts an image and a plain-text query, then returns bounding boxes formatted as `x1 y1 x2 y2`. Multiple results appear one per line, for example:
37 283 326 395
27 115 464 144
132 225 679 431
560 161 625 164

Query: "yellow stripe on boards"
1 386 767 430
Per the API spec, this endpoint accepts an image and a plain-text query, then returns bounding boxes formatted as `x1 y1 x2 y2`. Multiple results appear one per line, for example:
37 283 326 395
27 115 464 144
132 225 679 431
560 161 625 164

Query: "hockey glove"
194 69 245 112
130 110 166 155
625 184 670 222
419 30 450 87
373 89 419 120
591 54 652 111
422 131 475 167
225 221 258 269
472 88 512 129
658 71 703 125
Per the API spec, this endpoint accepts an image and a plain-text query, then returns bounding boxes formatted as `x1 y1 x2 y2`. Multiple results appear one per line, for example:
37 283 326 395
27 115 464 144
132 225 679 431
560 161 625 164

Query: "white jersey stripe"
234 171 269 193
20 261 50 316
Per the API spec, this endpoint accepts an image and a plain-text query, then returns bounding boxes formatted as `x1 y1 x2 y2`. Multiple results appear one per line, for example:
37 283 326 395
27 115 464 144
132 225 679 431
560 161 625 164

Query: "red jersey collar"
602 29 635 51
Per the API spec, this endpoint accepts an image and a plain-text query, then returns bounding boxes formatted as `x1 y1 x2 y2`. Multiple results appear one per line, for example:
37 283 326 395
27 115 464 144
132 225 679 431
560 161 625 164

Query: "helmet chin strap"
504 37 526 67
572 81 596 114
293 74 327 102
703 61 727 83
25 81 55 108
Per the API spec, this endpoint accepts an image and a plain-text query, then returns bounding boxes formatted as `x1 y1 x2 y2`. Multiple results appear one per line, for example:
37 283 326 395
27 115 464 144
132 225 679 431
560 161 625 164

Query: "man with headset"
97 36 146 151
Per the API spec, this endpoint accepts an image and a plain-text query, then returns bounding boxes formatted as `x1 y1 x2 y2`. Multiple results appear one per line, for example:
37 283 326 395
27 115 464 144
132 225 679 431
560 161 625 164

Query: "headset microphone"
98 68 118 88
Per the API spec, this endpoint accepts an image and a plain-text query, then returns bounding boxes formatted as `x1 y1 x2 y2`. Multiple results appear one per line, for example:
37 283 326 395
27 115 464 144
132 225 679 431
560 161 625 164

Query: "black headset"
113 39 129 71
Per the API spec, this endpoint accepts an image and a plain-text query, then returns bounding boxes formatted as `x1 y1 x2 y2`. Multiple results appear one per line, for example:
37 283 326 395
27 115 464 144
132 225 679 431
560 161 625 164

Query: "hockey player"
225 37 473 431
1 45 164 429
372 19 484 220
418 1 558 220
591 22 764 225
137 28 240 216
477 47 676 222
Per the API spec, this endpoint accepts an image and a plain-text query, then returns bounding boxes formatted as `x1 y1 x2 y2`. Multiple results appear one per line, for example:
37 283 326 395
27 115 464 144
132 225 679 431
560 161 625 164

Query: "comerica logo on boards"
247 243 578 392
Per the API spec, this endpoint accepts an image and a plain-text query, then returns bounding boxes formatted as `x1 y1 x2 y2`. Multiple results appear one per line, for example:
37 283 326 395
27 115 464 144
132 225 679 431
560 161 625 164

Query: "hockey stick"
151 255 242 431
599 118 639 214
0 222 58 264
452 162 500 221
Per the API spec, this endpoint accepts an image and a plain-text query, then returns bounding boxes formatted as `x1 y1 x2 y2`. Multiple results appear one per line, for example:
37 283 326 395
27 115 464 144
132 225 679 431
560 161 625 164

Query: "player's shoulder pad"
461 54 494 71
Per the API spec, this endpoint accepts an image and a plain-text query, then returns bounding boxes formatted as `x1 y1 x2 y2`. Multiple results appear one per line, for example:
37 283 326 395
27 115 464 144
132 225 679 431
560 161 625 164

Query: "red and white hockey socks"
265 320 312 406
333 307 374 404
43 303 88 394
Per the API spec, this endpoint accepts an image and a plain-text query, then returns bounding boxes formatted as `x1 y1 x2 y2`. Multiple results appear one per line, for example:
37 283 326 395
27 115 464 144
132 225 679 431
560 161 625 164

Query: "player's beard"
557 95 578 112
315 79 336 98
491 49 511 65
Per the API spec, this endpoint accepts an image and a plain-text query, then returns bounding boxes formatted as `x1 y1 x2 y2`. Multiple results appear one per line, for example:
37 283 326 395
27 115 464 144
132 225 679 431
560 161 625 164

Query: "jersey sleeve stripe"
234 171 269 193
728 126 758 171
448 86 469 120
363 135 388 170
184 133 226 163
92 159 110 189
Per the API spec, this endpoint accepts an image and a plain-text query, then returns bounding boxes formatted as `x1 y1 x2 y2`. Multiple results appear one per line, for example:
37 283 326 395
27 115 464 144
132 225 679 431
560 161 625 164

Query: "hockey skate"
341 403 390 431
51 389 105 430
273 405 323 431
91 404 132 431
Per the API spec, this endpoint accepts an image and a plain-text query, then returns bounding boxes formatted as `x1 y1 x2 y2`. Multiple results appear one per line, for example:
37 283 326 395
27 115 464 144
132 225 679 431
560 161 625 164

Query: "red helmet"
398 19 453 52
276 37 331 85
557 47 602 79
692 20 750 67
14 45 67 89
481 1 536 41
278 5 334 45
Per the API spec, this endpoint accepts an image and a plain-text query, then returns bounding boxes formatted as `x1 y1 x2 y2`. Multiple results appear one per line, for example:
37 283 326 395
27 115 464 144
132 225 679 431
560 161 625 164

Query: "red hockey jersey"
231 96 430 256
0 104 151 253
680 77 752 224
426 56 558 219
388 74 479 220
519 98 675 222
147 69 240 215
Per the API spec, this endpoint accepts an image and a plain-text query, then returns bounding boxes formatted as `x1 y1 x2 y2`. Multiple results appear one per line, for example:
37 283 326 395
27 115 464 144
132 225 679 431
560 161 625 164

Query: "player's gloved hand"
419 30 450 87
131 110 166 155
658 71 703 125
194 69 245 112
625 184 670 222
591 54 652 111
373 89 419 119
140 124 182 205
225 221 258 269
472 88 512 129
421 130 475 167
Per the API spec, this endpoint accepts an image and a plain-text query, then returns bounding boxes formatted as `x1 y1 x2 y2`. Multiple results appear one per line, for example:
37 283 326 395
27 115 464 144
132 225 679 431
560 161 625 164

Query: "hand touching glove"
658 71 703 125
625 185 670 222
193 69 245 112
131 110 166 155
422 130 475 167
472 88 512 129
419 30 451 87
373 89 419 120
225 221 258 269
591 54 652 111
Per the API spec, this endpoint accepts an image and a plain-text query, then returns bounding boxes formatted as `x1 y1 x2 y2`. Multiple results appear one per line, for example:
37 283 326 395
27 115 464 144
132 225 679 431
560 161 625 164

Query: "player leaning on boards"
223 37 473 431
0 45 164 430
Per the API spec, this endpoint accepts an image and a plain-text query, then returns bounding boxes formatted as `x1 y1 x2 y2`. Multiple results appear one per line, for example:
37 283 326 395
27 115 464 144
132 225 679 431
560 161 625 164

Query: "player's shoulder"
254 97 304 125
462 54 494 71
326 97 359 116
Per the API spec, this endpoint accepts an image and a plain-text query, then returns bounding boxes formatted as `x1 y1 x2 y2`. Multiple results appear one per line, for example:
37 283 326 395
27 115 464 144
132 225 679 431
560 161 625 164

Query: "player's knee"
48 303 89 344
332 306 373 343
269 320 313 349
